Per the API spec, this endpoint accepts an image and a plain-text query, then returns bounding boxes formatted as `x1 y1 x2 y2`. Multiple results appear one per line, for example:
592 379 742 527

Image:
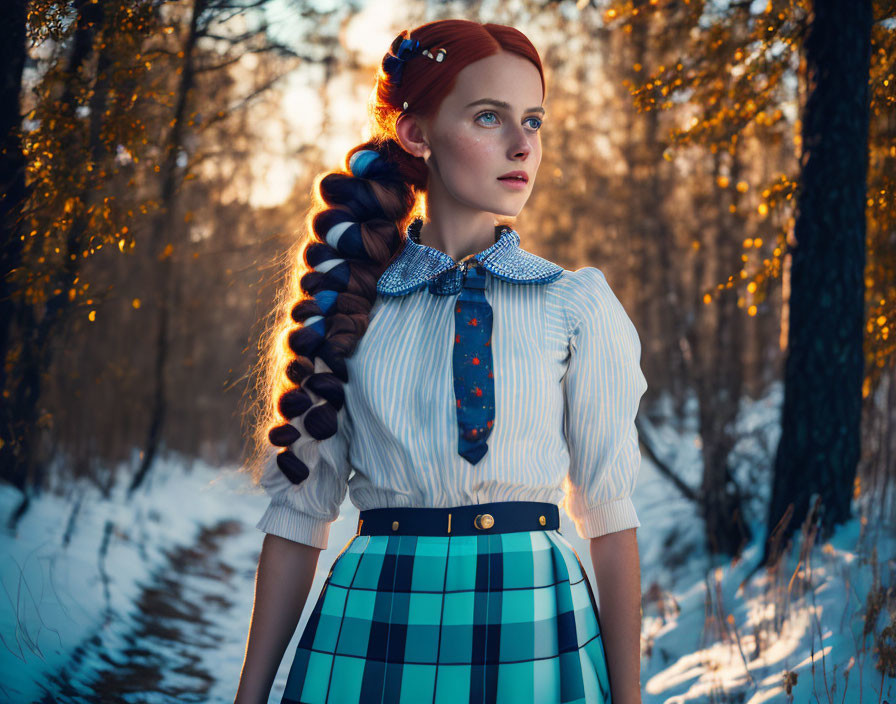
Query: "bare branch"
636 415 699 503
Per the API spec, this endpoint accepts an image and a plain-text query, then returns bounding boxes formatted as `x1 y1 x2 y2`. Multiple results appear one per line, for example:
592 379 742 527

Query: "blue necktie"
440 260 495 464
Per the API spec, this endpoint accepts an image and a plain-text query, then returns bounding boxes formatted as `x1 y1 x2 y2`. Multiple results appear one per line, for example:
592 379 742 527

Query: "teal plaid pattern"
280 529 611 704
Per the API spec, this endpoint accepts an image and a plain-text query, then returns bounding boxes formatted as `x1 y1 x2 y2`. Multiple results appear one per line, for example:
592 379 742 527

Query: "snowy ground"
1 392 894 702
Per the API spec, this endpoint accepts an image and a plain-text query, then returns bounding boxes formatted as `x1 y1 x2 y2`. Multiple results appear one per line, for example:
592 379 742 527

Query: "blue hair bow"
382 38 422 87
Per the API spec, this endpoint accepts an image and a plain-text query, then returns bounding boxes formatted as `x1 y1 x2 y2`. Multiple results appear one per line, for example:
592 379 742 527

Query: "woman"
236 18 647 704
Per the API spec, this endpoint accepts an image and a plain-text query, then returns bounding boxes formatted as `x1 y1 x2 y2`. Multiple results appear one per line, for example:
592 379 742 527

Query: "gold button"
475 513 495 530
392 520 399 531
539 515 546 526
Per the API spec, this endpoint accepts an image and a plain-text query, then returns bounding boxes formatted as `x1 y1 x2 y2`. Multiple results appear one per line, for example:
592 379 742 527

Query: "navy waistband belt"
356 500 560 537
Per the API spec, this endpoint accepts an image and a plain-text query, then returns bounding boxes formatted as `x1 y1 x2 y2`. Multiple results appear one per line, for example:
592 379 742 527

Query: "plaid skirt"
280 527 612 704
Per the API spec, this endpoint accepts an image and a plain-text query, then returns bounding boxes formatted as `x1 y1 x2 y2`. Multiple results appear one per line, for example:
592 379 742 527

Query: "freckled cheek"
440 134 502 179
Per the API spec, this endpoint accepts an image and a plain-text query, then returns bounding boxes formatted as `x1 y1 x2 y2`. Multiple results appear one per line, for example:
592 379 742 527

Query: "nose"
507 124 532 159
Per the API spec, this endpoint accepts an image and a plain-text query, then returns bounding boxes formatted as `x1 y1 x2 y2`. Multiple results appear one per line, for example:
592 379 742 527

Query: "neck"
416 205 499 262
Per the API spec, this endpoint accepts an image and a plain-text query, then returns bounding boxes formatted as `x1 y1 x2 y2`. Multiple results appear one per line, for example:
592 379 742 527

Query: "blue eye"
525 117 543 130
475 111 543 131
475 111 499 125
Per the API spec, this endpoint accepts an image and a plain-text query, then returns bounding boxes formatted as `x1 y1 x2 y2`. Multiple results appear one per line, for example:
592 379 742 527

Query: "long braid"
266 140 422 483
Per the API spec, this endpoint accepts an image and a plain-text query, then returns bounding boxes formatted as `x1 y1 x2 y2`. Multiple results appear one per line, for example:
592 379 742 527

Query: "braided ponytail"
265 139 425 484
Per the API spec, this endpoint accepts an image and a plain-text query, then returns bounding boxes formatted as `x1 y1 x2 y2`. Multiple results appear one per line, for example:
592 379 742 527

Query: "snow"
1 387 894 702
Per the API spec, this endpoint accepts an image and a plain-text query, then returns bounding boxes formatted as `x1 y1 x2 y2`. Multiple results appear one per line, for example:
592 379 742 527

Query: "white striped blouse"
255 224 648 549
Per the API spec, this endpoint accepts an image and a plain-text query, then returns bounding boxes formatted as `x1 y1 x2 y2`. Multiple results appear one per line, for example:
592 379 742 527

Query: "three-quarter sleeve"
561 266 648 539
255 402 353 549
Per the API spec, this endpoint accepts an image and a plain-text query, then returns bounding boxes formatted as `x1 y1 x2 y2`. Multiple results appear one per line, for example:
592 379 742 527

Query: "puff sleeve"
562 267 648 539
255 401 353 550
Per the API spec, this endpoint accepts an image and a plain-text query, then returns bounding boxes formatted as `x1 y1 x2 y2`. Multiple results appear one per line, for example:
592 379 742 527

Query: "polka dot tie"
451 260 495 464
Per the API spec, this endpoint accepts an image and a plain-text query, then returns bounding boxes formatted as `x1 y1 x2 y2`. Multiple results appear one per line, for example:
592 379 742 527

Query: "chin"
492 194 533 215
458 189 531 216
487 204 525 217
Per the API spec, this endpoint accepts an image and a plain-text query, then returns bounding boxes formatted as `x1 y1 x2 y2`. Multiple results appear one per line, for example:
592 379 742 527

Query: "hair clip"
383 37 448 93
383 38 422 88
420 48 447 62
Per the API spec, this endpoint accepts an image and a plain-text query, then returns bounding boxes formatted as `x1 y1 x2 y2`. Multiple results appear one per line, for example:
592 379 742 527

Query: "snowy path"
1 437 893 703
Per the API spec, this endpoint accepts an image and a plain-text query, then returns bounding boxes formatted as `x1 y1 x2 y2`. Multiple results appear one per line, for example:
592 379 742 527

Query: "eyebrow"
464 98 545 115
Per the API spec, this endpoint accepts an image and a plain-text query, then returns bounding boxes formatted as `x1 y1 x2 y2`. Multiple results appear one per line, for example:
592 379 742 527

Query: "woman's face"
401 50 545 217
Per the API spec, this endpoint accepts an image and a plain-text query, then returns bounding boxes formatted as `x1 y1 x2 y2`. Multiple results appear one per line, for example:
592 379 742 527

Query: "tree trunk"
0 0 29 487
696 148 752 557
762 0 871 566
129 0 207 495
1 0 110 489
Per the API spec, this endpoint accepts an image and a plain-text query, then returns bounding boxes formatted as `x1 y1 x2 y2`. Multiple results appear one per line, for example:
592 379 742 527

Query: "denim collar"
376 218 563 297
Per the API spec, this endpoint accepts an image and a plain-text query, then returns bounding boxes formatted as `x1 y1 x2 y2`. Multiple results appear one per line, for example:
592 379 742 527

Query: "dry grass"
640 492 896 702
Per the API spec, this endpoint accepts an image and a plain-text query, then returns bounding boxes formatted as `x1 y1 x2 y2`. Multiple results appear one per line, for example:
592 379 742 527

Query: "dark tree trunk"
1 0 112 494
0 0 29 488
761 0 871 566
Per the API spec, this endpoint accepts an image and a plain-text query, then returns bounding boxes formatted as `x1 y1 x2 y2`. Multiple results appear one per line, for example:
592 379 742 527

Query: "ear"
396 114 431 162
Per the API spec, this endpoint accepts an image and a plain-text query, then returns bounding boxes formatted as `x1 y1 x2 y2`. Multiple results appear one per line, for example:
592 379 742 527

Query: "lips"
498 171 528 183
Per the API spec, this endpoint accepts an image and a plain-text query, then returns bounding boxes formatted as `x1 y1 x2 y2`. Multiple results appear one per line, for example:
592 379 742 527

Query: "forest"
0 0 894 702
